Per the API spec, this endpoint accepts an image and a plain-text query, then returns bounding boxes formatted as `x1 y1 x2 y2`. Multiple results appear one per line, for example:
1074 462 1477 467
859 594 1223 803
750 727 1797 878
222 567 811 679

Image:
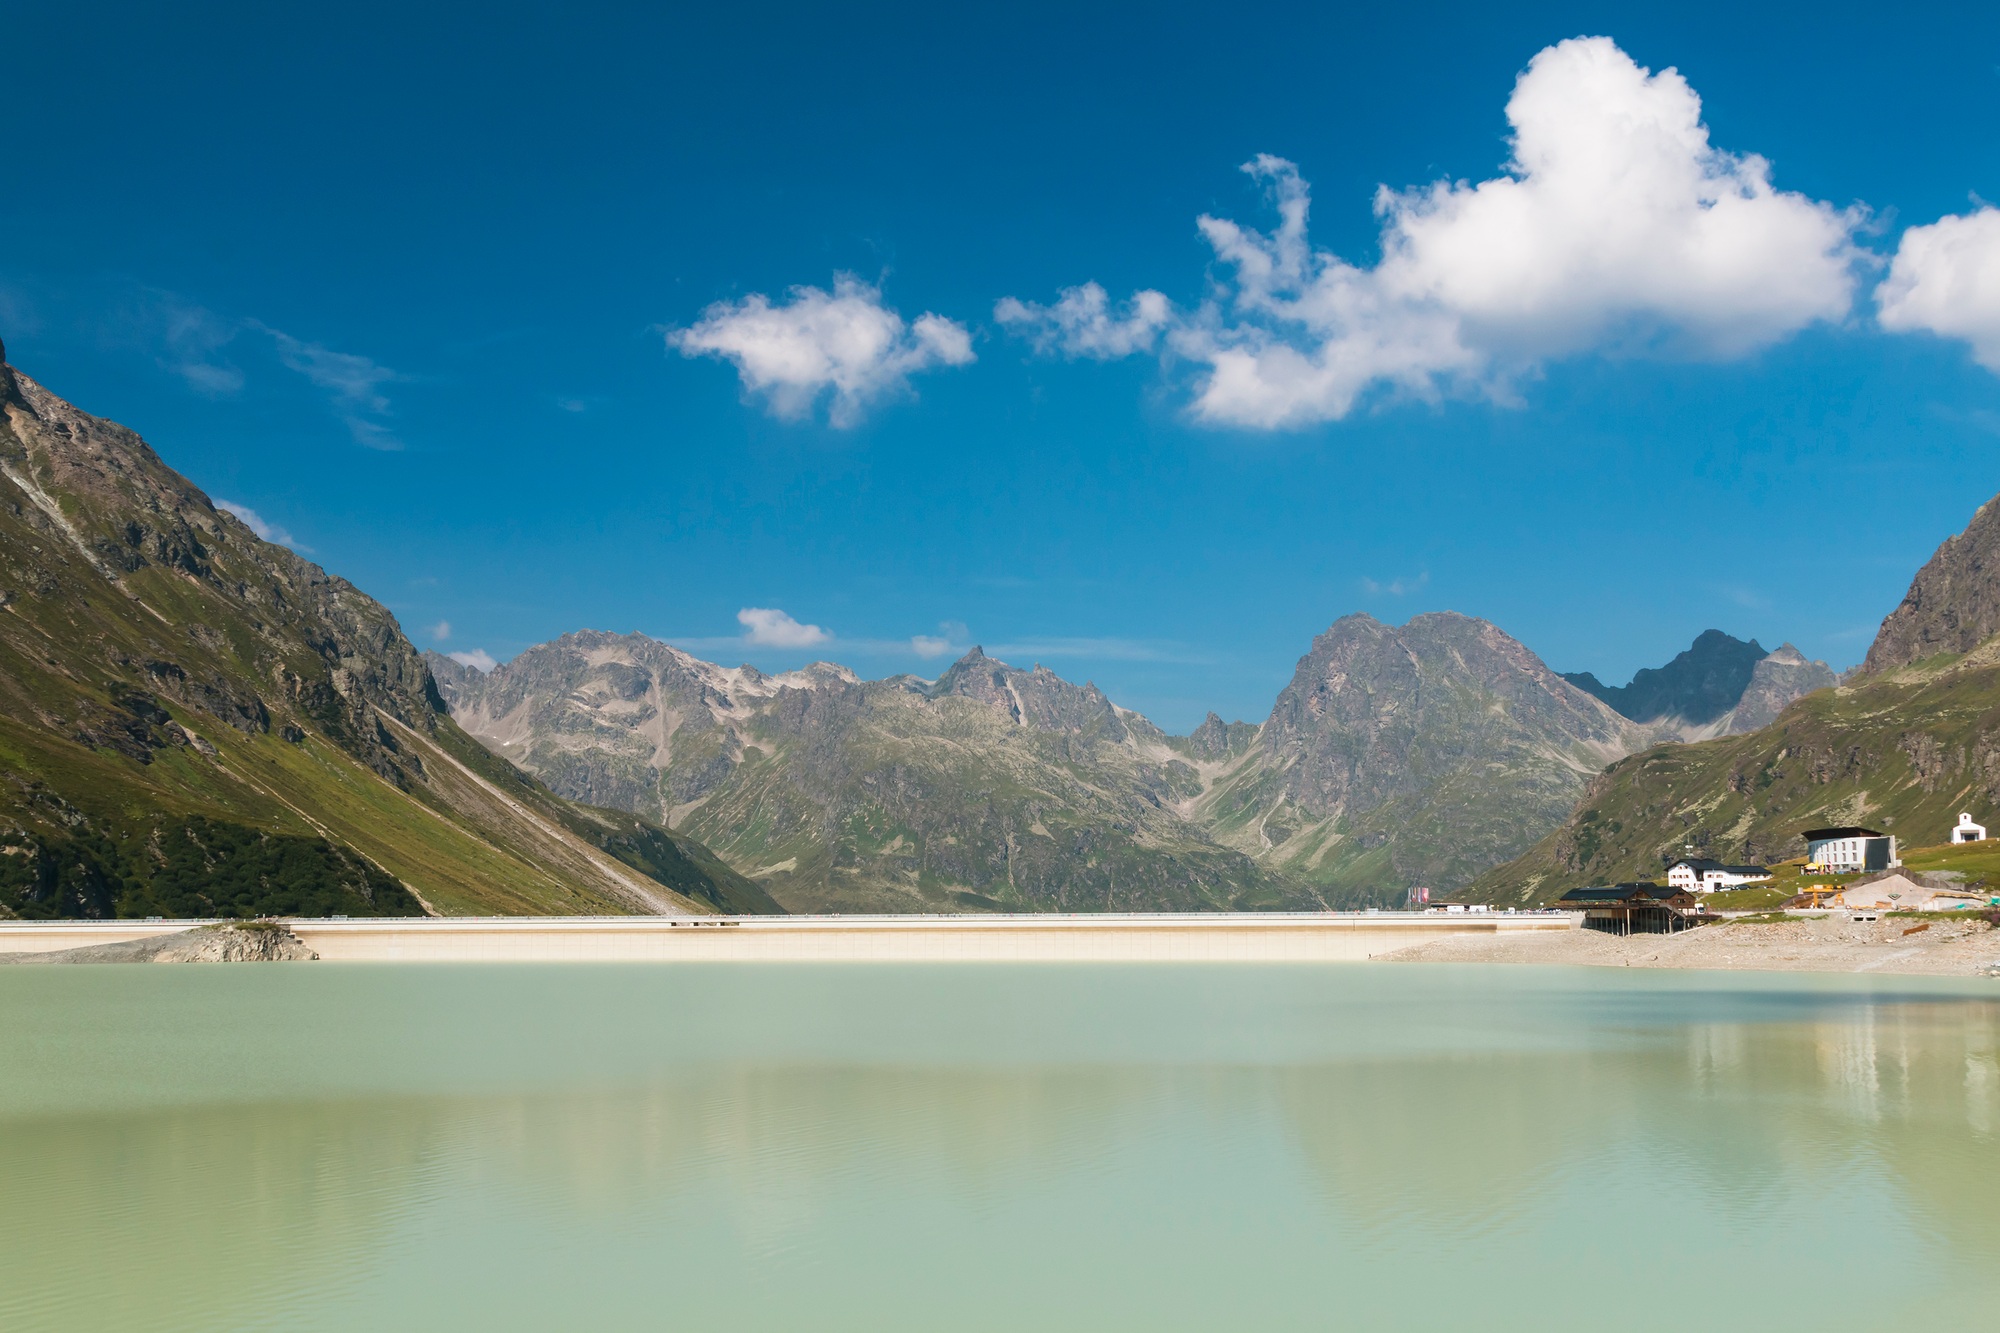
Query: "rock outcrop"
1722 644 1837 733
0 922 319 964
1864 496 2000 672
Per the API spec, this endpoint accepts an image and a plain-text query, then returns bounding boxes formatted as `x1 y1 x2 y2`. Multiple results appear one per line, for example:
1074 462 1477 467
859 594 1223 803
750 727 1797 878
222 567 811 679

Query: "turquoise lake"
2 962 1997 1330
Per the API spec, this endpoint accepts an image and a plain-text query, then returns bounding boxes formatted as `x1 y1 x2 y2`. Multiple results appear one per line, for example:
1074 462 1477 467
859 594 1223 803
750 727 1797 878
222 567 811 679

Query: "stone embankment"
1385 912 2000 976
0 922 318 964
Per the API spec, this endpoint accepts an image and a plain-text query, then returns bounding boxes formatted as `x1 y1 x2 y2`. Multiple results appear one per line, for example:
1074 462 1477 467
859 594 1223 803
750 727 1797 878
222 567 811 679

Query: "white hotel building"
1803 826 1898 874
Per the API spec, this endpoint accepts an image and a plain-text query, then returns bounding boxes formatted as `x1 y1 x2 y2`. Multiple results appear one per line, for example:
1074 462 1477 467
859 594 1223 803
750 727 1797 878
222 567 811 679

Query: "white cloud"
129 295 404 447
1876 206 2000 370
910 619 969 659
994 283 1173 358
215 499 308 552
668 276 975 427
1360 572 1429 596
428 620 452 642
1006 36 1865 428
155 300 245 395
448 649 499 673
259 326 403 449
737 607 830 648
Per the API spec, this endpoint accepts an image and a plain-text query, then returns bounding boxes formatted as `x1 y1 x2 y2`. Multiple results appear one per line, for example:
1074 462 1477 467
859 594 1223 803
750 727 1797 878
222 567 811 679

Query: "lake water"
2 963 1998 1330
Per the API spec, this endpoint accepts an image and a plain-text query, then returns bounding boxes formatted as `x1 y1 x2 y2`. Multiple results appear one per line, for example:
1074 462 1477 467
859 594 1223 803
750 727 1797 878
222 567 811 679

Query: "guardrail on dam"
0 911 1574 962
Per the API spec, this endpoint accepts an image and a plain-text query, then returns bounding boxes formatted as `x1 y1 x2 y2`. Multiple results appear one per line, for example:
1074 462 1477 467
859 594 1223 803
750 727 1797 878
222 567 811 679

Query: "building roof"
1558 882 1686 904
1668 859 1769 876
1802 826 1887 841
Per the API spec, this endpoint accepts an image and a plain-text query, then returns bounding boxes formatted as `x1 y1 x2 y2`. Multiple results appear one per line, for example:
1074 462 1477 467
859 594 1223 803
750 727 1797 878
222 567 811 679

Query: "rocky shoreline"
1384 912 2000 976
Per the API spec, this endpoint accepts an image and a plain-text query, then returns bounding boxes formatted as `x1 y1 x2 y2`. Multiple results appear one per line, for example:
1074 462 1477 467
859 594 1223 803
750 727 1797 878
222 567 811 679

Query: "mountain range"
433 613 1837 911
0 338 773 920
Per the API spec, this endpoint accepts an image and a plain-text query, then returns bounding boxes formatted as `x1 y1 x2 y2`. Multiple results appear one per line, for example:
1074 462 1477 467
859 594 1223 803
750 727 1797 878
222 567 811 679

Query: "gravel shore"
1383 913 2000 976
0 923 318 964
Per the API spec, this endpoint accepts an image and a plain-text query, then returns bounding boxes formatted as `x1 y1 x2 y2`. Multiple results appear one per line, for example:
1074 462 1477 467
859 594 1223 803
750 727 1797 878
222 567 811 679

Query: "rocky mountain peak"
1863 494 2000 673
1174 609 1645 897
1721 643 1836 733
1263 611 1633 797
929 647 1127 738
1184 711 1257 761
1561 628 1766 726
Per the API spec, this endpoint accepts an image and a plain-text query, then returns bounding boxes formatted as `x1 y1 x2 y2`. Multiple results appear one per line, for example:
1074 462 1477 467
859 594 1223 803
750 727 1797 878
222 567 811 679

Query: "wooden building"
1556 882 1708 935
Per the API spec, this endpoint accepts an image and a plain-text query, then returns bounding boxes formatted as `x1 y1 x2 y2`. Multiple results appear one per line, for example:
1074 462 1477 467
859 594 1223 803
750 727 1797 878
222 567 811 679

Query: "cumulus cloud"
1003 36 1865 428
994 283 1173 358
215 499 307 551
448 649 499 672
1876 207 2000 370
668 276 974 427
737 607 831 648
428 620 452 641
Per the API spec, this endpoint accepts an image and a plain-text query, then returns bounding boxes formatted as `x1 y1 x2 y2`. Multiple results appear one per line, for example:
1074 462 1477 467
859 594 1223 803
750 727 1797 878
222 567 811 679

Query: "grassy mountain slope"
0 343 773 918
1473 495 2000 904
1467 649 2000 902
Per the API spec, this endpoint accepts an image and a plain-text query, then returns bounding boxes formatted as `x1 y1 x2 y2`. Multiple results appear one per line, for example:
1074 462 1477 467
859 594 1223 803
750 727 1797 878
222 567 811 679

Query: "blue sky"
5 0 2000 730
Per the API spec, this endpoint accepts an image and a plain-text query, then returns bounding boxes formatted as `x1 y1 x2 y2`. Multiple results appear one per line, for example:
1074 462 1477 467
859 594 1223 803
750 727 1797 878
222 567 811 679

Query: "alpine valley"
0 344 1859 917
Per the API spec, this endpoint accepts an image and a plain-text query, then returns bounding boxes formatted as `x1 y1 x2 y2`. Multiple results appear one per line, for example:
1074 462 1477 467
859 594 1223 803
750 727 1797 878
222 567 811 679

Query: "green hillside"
0 341 775 919
1470 647 2000 902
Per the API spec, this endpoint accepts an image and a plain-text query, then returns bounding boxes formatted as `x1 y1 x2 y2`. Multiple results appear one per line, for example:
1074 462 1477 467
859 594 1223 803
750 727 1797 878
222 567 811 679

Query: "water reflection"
2 967 1999 1331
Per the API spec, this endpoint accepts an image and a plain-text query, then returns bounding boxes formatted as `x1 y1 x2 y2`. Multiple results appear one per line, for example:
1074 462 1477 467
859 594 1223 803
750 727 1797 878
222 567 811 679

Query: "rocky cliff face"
1722 644 1837 733
1864 497 2000 672
433 636 1300 913
0 341 768 919
1563 630 1834 740
1192 613 1650 895
1563 629 1766 728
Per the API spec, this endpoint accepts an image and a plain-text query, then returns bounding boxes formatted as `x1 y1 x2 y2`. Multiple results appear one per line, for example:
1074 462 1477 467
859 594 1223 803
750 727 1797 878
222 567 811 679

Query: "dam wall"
0 912 1573 963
